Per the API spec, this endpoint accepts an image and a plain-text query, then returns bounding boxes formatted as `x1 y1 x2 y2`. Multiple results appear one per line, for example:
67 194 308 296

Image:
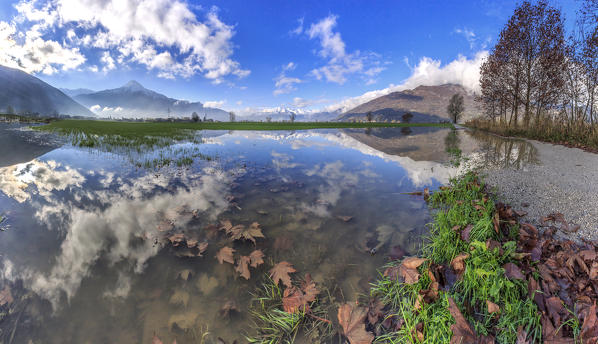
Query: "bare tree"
229 111 236 122
447 94 465 123
289 112 296 123
366 111 373 122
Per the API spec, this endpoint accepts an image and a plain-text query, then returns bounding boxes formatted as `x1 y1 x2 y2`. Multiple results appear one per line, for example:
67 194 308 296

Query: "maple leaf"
503 262 525 280
337 303 374 344
215 246 235 264
270 261 296 287
282 286 307 313
235 256 251 280
230 222 265 244
249 250 265 268
448 297 477 344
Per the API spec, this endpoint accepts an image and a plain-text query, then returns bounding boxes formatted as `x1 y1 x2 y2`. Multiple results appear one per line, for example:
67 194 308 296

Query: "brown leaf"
450 253 469 276
493 212 500 234
168 233 185 246
197 241 208 256
448 297 476 344
503 263 525 280
461 224 473 242
367 299 384 325
219 220 233 233
215 246 235 265
486 300 500 314
235 256 251 280
269 261 296 288
282 286 308 314
302 277 319 303
423 187 430 201
249 250 265 268
0 286 13 306
337 215 353 222
580 303 598 342
230 222 265 244
337 303 374 344
590 262 598 280
402 257 427 269
401 265 421 285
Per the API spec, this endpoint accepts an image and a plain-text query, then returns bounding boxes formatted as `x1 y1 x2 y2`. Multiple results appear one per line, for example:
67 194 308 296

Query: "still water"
0 124 537 343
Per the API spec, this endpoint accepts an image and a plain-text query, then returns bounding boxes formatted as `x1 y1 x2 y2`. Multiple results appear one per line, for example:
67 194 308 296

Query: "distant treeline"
472 0 597 147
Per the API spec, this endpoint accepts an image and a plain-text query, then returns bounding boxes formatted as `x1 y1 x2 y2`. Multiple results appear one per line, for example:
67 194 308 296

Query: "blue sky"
0 0 582 114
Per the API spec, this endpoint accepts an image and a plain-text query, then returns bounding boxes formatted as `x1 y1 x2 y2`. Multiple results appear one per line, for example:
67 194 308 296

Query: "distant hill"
338 84 479 123
59 88 95 98
0 65 95 117
239 107 341 122
74 81 229 120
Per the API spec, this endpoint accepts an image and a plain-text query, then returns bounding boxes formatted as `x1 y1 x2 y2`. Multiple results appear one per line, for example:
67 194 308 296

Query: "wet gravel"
480 139 598 242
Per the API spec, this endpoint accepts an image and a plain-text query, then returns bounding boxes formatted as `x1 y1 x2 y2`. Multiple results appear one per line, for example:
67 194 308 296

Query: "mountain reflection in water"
0 124 537 343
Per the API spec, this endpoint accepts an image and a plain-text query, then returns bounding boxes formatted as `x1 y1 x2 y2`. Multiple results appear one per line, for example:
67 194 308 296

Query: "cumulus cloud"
204 100 225 108
0 21 85 74
306 15 384 85
100 51 115 72
323 50 488 112
454 28 477 49
273 62 302 95
90 104 101 112
2 0 249 81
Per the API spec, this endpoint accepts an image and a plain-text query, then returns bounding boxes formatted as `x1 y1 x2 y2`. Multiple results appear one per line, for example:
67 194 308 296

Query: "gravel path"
480 138 598 242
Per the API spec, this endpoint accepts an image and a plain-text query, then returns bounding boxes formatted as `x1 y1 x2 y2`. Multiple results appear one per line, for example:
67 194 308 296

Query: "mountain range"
338 84 479 122
71 81 229 120
0 65 95 117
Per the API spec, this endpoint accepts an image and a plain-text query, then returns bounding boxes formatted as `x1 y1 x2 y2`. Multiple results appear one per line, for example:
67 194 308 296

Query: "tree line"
478 0 597 135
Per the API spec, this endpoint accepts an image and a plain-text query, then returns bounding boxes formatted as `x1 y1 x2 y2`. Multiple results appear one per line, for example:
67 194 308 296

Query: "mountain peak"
122 80 145 90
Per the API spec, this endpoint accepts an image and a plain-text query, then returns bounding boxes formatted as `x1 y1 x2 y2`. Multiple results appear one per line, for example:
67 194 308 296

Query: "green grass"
369 172 542 343
36 119 453 135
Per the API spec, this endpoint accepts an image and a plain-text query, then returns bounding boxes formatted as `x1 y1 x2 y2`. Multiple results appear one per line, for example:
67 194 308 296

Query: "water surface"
0 124 537 343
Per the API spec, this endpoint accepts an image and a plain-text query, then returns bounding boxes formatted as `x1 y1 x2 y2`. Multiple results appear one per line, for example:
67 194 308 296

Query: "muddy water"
0 124 537 343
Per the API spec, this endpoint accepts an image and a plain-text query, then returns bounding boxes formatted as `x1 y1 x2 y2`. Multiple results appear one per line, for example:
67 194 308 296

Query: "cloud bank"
1 0 249 81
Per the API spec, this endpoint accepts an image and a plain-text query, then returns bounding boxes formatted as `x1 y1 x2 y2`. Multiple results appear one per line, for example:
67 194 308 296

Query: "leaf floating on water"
197 241 208 256
216 246 235 265
0 286 13 306
219 220 233 233
178 269 192 281
270 261 296 288
168 233 185 247
235 256 251 280
229 222 265 244
249 250 265 268
220 299 240 318
336 215 353 222
282 286 307 314
337 303 374 344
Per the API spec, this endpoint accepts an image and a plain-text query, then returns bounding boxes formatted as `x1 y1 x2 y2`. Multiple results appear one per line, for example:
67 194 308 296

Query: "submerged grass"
246 276 334 343
369 172 542 343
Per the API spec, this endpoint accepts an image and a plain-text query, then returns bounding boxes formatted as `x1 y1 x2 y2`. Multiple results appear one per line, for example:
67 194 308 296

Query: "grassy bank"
36 119 453 135
466 118 598 153
244 172 598 343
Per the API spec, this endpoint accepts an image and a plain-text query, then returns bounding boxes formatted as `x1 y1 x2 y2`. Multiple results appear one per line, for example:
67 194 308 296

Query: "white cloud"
90 104 101 112
306 15 384 85
273 62 302 95
5 0 249 81
290 17 304 35
323 50 488 112
0 21 86 74
100 51 115 72
204 100 225 108
454 28 477 49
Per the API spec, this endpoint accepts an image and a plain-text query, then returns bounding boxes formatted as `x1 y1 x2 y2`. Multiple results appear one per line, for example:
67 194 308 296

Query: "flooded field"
0 123 537 343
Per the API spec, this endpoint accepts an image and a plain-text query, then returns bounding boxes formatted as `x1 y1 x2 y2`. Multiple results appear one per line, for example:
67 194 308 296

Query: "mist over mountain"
0 65 95 117
74 81 229 120
59 88 95 98
338 84 479 122
238 107 341 122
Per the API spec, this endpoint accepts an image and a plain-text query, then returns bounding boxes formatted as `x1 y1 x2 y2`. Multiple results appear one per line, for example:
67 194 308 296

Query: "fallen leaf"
461 224 473 242
230 222 265 244
367 299 384 325
402 257 427 269
270 261 296 288
337 215 353 222
168 233 185 247
178 269 192 281
493 213 500 234
0 286 13 306
450 253 469 276
235 256 251 280
487 300 500 314
219 220 233 233
503 263 525 280
215 246 235 264
249 250 265 268
337 303 374 344
197 241 208 256
580 303 598 342
448 297 476 344
282 286 307 313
